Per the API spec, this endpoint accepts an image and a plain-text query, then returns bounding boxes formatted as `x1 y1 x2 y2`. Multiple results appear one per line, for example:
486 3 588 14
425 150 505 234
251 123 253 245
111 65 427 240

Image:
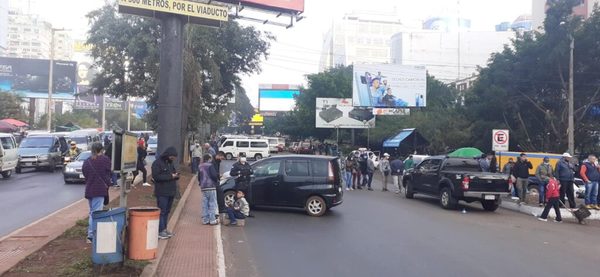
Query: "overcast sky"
11 0 532 106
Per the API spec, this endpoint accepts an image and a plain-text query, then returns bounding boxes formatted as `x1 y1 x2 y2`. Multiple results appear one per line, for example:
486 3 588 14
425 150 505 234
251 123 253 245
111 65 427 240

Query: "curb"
500 199 600 220
140 174 196 277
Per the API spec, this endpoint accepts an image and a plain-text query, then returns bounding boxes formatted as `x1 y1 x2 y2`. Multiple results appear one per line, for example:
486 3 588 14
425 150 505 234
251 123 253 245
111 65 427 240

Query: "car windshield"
69 136 88 144
76 151 92 161
148 137 157 144
20 137 53 148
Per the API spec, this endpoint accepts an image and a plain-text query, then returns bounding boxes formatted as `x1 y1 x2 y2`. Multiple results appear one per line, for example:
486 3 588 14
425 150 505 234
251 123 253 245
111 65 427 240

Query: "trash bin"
91 207 126 264
128 207 160 260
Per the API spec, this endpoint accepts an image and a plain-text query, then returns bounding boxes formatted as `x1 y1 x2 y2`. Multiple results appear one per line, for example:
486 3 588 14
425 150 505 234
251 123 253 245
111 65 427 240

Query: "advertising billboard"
118 0 228 27
0 57 77 100
316 98 375 129
217 0 304 13
353 64 427 108
258 84 300 112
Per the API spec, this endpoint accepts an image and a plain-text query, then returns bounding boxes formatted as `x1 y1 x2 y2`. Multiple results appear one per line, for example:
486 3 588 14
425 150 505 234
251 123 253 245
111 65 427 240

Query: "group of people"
343 151 415 193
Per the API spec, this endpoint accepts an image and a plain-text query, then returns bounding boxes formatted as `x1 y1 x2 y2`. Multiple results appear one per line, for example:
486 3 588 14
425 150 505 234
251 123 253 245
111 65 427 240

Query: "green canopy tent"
447 147 484 158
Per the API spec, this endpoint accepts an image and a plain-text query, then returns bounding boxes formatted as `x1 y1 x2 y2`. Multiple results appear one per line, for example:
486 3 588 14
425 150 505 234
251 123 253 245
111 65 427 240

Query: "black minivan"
220 155 343 216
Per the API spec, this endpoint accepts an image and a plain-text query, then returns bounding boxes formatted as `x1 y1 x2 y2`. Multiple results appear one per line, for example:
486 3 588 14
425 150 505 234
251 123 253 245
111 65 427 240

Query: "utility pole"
568 34 574 155
47 29 55 132
127 97 131 131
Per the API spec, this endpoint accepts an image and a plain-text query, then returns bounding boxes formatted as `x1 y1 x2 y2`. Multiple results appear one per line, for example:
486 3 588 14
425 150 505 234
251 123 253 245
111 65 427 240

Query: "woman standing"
82 142 111 243
133 140 150 187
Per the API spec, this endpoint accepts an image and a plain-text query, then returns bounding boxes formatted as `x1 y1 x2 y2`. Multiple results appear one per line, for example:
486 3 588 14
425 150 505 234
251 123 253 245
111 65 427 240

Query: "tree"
0 91 27 121
86 4 271 136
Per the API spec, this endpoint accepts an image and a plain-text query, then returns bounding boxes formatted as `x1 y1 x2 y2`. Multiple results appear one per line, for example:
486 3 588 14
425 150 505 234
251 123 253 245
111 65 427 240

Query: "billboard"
118 0 228 27
217 0 304 13
258 84 300 112
0 57 77 100
353 64 427 108
316 98 375 129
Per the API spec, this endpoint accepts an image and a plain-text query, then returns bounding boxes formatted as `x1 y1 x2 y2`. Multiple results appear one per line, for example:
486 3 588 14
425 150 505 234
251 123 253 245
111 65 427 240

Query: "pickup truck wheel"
440 187 458 210
1 170 12 178
482 200 500 212
404 181 415 199
306 196 327 217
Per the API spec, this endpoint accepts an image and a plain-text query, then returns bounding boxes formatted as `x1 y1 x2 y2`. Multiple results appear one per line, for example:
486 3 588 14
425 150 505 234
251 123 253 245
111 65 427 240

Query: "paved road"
223 175 600 277
0 168 84 237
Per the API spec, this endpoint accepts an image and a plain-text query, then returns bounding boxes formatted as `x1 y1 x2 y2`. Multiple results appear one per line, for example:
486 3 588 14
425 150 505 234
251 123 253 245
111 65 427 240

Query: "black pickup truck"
402 156 510 211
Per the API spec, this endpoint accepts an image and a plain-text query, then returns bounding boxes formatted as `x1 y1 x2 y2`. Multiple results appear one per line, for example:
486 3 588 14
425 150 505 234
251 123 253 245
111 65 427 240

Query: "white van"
265 137 280 153
220 138 270 160
0 133 18 178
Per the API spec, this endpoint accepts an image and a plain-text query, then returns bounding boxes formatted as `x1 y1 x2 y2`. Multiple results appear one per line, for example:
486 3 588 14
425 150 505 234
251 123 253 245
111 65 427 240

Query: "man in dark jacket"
214 151 226 215
133 141 150 187
152 147 179 239
390 156 404 194
358 153 368 190
512 153 533 205
229 154 253 194
555 153 577 208
199 154 219 225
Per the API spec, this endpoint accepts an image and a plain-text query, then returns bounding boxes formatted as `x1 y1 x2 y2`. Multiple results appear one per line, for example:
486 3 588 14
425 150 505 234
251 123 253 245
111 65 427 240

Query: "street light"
47 27 69 132
560 21 575 155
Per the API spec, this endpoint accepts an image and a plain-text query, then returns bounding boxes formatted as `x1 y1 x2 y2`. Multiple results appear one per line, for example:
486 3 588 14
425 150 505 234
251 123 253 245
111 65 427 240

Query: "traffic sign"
492 129 509 151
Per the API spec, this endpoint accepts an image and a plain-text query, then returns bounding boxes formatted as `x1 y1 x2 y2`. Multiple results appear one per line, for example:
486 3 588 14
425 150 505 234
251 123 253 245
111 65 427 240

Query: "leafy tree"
0 91 27 121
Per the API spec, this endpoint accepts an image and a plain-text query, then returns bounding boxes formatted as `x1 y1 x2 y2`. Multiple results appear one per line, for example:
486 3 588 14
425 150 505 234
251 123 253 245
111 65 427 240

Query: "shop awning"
383 128 416 148
0 118 29 128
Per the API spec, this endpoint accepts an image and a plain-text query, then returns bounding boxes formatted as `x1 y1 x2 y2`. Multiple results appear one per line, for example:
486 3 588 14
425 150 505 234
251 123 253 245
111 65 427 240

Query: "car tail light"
328 162 335 182
461 176 470 190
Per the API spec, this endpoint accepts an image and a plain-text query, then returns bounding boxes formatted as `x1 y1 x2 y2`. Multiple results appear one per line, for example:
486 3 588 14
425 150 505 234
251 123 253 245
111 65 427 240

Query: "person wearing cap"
579 154 600 210
67 141 81 160
379 153 391 191
535 156 554 207
555 153 577 208
513 153 533 205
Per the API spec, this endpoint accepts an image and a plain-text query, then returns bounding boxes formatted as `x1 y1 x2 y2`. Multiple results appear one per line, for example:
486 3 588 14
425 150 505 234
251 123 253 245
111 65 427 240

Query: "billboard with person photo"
353 64 427 108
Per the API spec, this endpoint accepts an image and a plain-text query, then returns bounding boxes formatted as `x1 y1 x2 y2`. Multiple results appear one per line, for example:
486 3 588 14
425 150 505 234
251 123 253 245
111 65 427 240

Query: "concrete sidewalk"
155 184 221 277
500 198 600 221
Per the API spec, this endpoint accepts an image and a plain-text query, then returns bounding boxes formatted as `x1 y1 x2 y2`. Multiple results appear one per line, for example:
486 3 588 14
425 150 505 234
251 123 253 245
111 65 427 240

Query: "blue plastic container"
91 207 126 264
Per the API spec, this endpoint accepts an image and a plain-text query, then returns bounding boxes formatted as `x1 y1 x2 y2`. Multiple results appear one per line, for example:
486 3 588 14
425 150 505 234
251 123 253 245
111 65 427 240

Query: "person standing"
229 154 253 194
379 153 391 191
344 154 354 191
513 153 533 205
536 177 562 222
152 147 179 240
190 142 202 174
404 155 414 171
489 153 498 173
204 143 216 158
198 154 219 225
351 154 361 190
479 154 491 172
535 157 553 206
555 153 577 208
579 154 600 210
358 153 368 190
503 158 515 174
390 156 404 194
366 155 375 191
82 142 111 244
214 151 226 217
133 140 150 187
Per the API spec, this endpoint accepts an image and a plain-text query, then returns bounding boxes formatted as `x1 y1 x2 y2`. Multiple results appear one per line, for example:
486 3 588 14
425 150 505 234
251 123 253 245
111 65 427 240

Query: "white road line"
215 223 227 277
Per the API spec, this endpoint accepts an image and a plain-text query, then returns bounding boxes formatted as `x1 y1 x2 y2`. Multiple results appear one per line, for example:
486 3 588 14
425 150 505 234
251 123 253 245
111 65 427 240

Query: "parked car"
147 136 158 155
296 142 313 154
402 156 510 211
0 133 18 178
17 135 66 173
288 142 299 153
63 151 92 184
219 155 344 216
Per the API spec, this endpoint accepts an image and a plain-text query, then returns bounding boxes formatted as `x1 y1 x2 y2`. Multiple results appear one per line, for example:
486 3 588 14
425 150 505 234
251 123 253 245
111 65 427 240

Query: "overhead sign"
316 98 375 129
372 108 410 116
216 0 304 13
353 64 427 108
492 129 509 151
118 0 228 26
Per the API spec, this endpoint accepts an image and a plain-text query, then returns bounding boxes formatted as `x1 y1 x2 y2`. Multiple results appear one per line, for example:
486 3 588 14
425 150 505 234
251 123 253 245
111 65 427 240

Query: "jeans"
516 178 528 202
157 196 174 232
202 189 218 224
216 186 225 215
584 181 599 205
344 171 352 189
352 172 361 189
133 166 147 183
111 173 118 186
87 197 105 239
382 173 389 190
366 172 374 188
538 181 546 204
559 180 576 208
540 197 562 221
226 207 246 224
191 157 200 174
392 175 401 193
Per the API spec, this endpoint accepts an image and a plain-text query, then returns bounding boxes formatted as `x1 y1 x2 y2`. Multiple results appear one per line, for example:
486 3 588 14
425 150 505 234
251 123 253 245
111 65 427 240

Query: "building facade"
0 9 72 60
390 30 515 82
533 0 600 31
319 11 408 71
0 0 7 50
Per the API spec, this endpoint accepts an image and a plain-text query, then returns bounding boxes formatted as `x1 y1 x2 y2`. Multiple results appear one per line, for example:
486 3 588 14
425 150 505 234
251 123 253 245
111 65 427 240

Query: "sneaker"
368 187 373 191
247 213 255 218
553 219 562 223
345 188 350 191
537 217 548 222
357 187 363 190
86 237 93 244
142 182 152 187
202 221 210 225
350 188 354 191
585 204 594 209
209 221 218 225
158 231 170 239
229 221 238 226
166 231 175 237
538 203 544 207
594 205 600 210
